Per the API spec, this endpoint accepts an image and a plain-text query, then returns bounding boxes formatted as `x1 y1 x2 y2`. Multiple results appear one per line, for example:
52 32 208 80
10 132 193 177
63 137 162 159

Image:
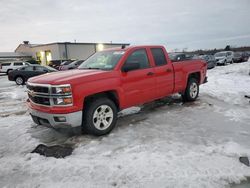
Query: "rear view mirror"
122 62 140 72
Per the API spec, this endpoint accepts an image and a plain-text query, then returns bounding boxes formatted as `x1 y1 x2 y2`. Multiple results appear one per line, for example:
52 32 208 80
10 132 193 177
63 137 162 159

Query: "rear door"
149 48 174 98
120 48 156 107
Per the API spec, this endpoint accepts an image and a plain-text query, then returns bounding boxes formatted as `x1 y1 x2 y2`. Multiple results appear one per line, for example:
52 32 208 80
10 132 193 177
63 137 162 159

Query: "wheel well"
188 72 200 83
84 91 120 110
14 75 24 80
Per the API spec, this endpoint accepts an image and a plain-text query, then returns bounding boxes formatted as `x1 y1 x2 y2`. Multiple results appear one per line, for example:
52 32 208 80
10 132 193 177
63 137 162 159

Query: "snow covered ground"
0 62 250 188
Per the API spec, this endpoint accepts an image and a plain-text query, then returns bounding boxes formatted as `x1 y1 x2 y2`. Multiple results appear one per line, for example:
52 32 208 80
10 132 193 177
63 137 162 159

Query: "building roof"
29 42 130 48
0 52 32 58
15 42 130 51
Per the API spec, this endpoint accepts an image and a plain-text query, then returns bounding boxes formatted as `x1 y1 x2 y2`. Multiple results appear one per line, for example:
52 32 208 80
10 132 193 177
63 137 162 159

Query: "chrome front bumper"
29 108 82 128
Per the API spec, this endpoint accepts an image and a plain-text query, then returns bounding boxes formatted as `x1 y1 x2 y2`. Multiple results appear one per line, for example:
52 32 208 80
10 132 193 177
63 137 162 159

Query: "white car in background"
0 61 30 75
214 51 234 65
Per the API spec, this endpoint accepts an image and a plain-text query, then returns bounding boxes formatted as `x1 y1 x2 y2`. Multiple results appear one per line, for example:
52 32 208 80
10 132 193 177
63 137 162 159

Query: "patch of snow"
201 62 250 105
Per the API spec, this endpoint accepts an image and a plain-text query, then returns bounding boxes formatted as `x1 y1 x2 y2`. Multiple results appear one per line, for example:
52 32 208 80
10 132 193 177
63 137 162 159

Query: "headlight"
53 97 73 106
52 85 72 95
51 84 73 106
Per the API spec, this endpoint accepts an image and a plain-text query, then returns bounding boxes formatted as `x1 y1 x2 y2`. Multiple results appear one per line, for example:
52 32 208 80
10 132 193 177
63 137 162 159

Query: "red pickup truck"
27 45 207 135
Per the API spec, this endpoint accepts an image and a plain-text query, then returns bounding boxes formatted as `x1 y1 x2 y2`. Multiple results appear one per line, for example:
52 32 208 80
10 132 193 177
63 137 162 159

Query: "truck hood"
28 69 116 85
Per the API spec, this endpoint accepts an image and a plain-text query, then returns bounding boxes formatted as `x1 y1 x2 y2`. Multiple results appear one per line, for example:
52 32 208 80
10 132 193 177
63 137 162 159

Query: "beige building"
15 41 129 65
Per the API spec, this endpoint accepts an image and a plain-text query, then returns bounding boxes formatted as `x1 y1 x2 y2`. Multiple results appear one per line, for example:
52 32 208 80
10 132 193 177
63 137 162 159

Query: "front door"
120 49 156 108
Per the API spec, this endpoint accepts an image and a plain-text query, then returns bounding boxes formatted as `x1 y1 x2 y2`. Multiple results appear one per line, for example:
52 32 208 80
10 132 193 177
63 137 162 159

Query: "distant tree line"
185 45 250 55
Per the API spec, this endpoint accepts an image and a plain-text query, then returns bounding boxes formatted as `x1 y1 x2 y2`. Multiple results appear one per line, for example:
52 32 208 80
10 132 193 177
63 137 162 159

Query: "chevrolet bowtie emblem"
29 90 35 97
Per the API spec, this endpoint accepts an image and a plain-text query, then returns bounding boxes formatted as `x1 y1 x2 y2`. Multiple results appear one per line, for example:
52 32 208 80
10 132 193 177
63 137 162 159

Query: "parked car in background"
59 60 84 70
233 52 244 63
214 51 234 65
49 60 62 70
0 61 30 74
8 65 57 85
242 52 249 62
199 55 216 69
168 53 193 62
58 60 74 70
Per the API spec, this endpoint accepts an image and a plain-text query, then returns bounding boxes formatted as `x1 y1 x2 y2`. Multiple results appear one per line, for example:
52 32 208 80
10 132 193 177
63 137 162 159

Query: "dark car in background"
199 55 216 69
48 60 72 70
49 60 62 70
241 52 249 62
233 52 243 63
168 53 193 62
8 65 57 85
233 52 250 63
59 60 84 70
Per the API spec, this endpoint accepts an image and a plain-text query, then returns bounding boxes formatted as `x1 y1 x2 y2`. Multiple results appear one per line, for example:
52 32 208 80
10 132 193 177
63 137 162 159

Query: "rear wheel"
82 98 118 136
15 76 24 85
182 78 199 102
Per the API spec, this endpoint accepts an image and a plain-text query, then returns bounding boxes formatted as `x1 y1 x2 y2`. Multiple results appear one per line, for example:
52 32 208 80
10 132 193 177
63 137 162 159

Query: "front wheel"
15 76 24 85
182 78 199 102
82 98 118 136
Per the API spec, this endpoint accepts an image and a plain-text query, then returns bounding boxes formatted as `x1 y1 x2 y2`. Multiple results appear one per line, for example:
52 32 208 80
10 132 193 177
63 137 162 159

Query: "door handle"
166 69 172 73
147 72 154 76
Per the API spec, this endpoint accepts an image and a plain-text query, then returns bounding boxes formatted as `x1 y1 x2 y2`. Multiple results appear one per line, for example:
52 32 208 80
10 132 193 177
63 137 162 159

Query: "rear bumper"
29 108 82 128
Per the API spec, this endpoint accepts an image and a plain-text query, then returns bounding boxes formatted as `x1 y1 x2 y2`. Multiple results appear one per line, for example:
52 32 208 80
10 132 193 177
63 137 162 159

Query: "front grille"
26 83 72 107
27 84 49 94
27 83 51 106
28 93 51 106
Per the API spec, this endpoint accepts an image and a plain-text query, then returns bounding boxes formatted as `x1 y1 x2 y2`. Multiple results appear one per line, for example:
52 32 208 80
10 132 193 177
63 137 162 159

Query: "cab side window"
150 48 167 66
24 66 34 71
14 62 23 66
124 49 150 70
34 66 46 71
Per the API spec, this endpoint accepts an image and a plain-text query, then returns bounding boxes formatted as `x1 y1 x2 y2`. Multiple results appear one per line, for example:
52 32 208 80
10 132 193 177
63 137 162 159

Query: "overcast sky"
0 0 250 51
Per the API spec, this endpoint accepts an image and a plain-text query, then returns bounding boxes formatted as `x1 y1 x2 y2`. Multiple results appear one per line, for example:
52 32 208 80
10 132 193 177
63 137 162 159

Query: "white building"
15 41 129 65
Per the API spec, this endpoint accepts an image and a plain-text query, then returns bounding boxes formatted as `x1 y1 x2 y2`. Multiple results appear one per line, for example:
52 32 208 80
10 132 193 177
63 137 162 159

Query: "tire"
182 78 199 102
6 69 12 75
15 76 24 85
82 97 118 136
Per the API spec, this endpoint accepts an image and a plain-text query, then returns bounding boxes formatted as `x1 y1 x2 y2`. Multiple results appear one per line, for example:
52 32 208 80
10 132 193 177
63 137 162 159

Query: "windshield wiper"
80 67 101 70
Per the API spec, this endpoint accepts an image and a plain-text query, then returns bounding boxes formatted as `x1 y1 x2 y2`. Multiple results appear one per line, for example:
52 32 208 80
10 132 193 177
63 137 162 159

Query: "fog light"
54 116 66 122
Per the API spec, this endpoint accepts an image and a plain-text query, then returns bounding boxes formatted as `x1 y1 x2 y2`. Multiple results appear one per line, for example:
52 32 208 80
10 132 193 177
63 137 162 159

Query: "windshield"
215 52 226 57
45 66 57 71
78 51 125 70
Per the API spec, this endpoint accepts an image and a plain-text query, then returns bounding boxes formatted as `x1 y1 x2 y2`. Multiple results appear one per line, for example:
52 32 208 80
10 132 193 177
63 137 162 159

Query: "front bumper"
29 108 82 128
216 60 225 64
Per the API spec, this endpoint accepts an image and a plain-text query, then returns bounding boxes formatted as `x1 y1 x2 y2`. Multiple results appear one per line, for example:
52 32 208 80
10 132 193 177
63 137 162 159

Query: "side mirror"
122 62 140 72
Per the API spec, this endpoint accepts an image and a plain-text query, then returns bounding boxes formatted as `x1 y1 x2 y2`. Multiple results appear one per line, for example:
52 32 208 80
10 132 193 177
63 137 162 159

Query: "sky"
0 0 250 52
